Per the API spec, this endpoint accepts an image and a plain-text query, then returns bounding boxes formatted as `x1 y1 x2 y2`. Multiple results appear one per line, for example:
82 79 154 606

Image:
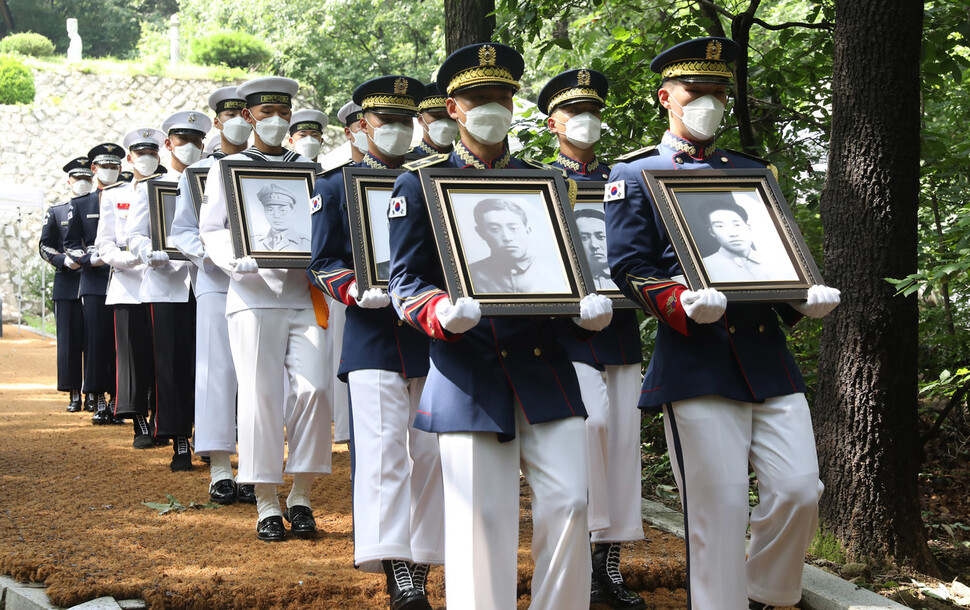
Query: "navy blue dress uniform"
603 37 823 610
307 75 443 608
388 43 592 609
39 157 88 407
64 143 120 407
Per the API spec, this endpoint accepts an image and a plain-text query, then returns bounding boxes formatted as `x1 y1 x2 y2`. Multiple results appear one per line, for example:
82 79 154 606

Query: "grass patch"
19 55 254 82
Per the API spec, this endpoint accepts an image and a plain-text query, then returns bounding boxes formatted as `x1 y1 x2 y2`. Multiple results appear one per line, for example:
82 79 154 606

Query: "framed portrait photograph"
641 168 823 302
343 167 404 291
418 168 595 316
184 166 208 220
220 159 318 268
146 180 186 261
572 181 637 310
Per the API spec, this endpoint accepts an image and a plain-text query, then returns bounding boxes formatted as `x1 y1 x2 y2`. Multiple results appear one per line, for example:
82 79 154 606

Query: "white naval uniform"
126 172 191 304
96 181 147 307
170 157 237 456
199 151 332 485
328 298 350 443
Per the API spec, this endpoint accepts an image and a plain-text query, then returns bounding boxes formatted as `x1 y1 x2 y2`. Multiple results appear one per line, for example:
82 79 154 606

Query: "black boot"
91 394 111 425
382 560 431 610
592 543 646 609
170 436 193 471
107 395 125 424
590 571 612 609
133 415 154 449
410 563 429 596
83 393 96 412
67 389 82 412
749 601 781 610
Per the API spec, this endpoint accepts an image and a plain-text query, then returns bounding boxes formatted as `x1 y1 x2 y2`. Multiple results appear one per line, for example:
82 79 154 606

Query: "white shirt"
170 156 230 297
198 151 313 315
126 170 191 303
95 181 147 305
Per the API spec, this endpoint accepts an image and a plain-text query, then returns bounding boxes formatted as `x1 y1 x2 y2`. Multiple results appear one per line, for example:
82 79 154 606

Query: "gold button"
721 156 729 163
758 324 765 332
729 326 736 334
675 157 684 164
398 320 404 326
500 350 508 358
533 348 541 356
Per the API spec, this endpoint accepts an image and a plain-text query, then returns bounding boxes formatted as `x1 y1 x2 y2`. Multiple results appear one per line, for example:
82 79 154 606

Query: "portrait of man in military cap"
240 178 312 253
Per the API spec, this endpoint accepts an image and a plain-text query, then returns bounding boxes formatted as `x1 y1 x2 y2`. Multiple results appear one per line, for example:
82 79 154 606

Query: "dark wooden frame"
642 168 822 302
146 179 185 261
184 166 208 220
344 167 403 292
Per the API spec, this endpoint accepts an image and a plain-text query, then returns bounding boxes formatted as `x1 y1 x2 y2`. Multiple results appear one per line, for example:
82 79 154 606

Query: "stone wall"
0 67 342 322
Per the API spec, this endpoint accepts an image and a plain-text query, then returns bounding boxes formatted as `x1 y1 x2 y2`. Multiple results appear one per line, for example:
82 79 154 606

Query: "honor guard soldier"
64 143 119 422
308 74 443 610
410 82 456 157
170 87 255 504
199 76 333 543
540 69 647 609
388 43 613 609
98 129 165 444
338 101 367 163
39 157 91 412
603 37 841 610
287 109 328 162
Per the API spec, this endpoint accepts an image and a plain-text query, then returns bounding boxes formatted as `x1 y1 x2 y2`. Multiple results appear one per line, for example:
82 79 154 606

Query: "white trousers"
328 298 350 443
347 370 443 572
193 291 237 455
574 362 645 542
664 393 823 609
228 307 333 485
438 409 591 610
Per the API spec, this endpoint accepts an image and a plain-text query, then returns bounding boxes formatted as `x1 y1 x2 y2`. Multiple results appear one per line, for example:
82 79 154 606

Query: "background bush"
0 55 35 104
0 32 55 57
190 31 270 69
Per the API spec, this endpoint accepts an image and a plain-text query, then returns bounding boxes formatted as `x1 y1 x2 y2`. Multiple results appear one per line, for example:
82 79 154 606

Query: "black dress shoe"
91 395 111 425
257 516 286 542
209 479 237 505
83 393 96 412
133 434 154 449
237 484 256 504
67 390 82 412
170 437 193 471
382 560 432 610
592 543 646 609
590 571 612 609
283 505 317 539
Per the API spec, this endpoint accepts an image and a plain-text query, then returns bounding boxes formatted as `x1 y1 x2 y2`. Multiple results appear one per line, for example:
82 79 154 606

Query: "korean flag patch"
388 196 407 218
310 194 322 214
604 180 625 202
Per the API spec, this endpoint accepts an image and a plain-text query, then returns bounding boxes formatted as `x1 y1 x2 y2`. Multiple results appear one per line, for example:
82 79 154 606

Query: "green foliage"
190 31 272 69
0 32 56 57
0 55 35 104
7 0 142 58
809 526 849 563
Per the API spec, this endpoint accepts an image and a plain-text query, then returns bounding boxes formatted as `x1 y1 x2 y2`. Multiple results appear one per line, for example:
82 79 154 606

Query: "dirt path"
0 325 687 608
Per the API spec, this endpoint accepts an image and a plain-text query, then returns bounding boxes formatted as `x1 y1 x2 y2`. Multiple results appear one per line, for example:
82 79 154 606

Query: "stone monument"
67 18 82 61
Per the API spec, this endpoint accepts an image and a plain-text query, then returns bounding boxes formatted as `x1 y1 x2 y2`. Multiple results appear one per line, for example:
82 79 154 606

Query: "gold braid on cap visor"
661 60 732 80
361 94 417 114
547 87 605 112
447 66 520 94
418 96 447 112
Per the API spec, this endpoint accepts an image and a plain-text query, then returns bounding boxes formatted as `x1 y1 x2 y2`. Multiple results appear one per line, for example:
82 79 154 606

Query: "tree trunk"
444 0 495 55
816 0 937 574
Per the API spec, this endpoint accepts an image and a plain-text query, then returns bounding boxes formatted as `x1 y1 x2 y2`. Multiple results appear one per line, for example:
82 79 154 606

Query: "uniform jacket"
170 155 230 298
64 189 110 296
127 172 191 303
553 153 642 369
39 201 81 301
604 131 805 411
96 180 148 305
388 141 587 439
307 153 430 380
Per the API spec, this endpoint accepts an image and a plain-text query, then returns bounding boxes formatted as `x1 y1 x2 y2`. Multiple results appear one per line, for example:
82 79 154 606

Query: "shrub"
190 31 272 69
0 55 35 104
0 32 55 57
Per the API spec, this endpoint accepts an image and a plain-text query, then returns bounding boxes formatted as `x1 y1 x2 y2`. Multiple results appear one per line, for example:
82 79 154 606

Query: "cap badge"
577 69 591 86
393 77 409 95
706 40 722 60
479 45 497 66
188 113 198 123
105 144 117 152
142 129 152 137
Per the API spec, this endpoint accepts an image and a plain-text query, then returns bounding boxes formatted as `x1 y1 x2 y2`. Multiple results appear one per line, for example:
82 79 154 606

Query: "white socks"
208 451 233 484
255 484 282 520
254 474 317 520
286 473 317 509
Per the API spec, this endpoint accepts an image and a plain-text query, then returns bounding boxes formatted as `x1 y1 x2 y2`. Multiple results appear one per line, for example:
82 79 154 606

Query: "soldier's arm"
306 173 357 305
63 199 92 266
39 207 68 270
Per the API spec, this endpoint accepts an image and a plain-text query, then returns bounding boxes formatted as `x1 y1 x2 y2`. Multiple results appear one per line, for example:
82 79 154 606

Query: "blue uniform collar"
417 140 451 156
452 139 512 169
361 152 401 169
554 150 600 175
662 131 718 160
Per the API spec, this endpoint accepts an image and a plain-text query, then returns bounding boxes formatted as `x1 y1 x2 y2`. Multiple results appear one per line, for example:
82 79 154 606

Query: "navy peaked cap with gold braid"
436 42 524 95
418 82 446 112
353 75 424 116
650 37 740 84
537 68 609 115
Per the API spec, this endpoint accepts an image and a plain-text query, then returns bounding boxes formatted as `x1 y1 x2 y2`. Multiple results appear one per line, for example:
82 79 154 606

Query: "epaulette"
403 153 449 172
722 148 779 180
317 159 351 178
136 172 167 184
613 146 658 163
522 157 568 179
103 180 127 190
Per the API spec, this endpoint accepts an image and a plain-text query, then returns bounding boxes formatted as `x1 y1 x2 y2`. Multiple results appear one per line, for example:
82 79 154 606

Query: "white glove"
791 284 841 318
200 254 216 273
121 252 140 269
90 250 105 266
230 256 259 275
436 297 481 334
146 251 169 268
356 287 390 309
681 287 727 324
64 257 81 270
573 293 613 331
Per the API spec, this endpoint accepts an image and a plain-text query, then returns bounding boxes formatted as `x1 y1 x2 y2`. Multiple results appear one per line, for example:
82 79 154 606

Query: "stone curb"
0 575 146 610
641 498 908 609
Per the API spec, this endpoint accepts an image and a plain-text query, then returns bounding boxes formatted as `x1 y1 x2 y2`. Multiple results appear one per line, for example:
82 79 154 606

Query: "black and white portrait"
365 185 392 282
161 190 177 249
240 177 312 253
573 202 616 291
450 191 571 295
679 189 799 283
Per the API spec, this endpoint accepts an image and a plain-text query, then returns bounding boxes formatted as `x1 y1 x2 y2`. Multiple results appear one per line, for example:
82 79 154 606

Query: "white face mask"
96 167 120 185
456 101 513 146
252 115 290 147
132 154 159 176
557 112 601 148
221 116 252 146
425 118 458 148
669 94 725 142
366 119 413 157
173 142 202 166
352 129 369 154
70 179 93 196
294 136 322 159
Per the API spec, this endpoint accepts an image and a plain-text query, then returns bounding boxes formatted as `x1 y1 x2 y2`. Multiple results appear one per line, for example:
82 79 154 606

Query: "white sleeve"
94 188 132 269
125 181 153 261
170 168 207 268
198 159 236 274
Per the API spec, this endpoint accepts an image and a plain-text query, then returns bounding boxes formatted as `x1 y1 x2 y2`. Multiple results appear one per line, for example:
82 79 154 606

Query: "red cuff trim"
659 285 689 336
421 294 456 341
